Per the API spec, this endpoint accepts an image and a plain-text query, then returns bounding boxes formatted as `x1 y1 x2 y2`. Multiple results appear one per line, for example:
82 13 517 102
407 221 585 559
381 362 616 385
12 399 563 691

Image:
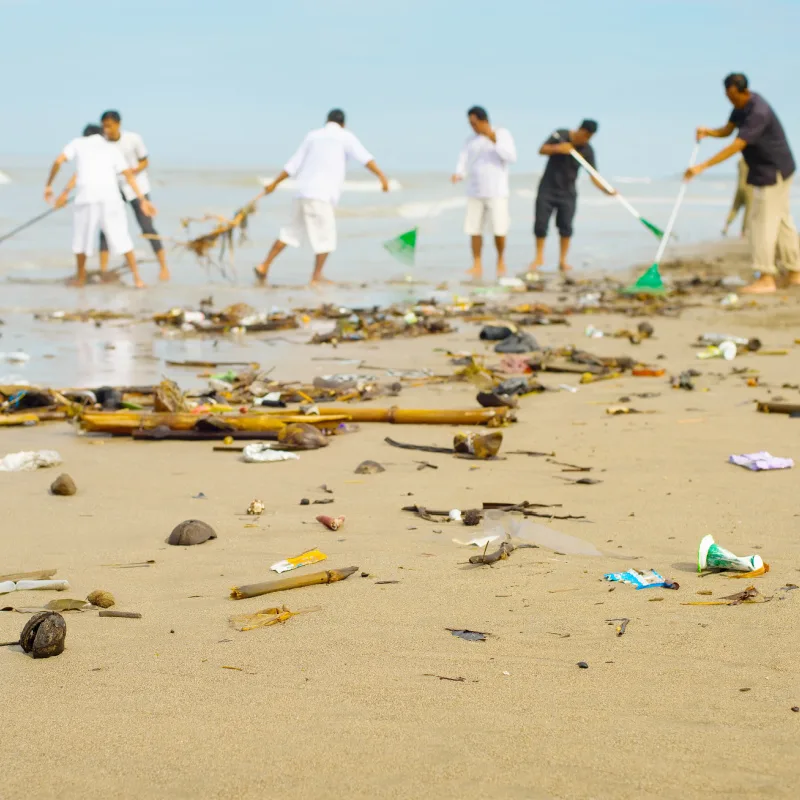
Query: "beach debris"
728 452 793 471
672 370 697 390
697 342 737 361
446 628 488 642
604 569 678 590
698 535 766 574
480 324 515 341
230 565 358 600
384 437 453 455
453 430 503 459
44 598 88 612
20 611 66 658
0 450 62 472
494 332 540 354
607 618 630 636
229 604 320 632
698 333 760 351
167 519 217 546
448 509 463 522
154 379 188 413
271 548 327 574
462 509 482 526
279 422 328 450
632 367 665 377
553 476 603 485
467 535 536 565
99 610 142 618
757 401 800 415
476 391 519 409
241 445 300 463
0 579 70 594
50 473 77 496
102 560 155 568
683 586 769 606
86 590 115 609
577 661 589 669
355 459 385 474
453 535 502 548
0 569 57 582
246 499 265 516
423 674 466 682
316 515 345 531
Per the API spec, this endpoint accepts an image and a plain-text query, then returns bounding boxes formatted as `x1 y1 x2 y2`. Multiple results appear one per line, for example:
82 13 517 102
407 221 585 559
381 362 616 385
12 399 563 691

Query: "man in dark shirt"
686 72 799 294
530 120 613 274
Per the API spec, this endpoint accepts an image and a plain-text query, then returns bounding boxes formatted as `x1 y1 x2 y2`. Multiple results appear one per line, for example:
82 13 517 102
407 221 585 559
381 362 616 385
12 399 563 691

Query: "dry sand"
3 247 800 799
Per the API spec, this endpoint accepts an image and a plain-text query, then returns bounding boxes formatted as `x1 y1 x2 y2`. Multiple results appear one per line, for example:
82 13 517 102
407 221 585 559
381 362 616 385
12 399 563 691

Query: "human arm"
452 143 468 183
590 174 615 195
259 170 290 197
696 122 736 141
365 160 390 192
539 132 573 157
132 134 149 175
132 156 149 175
494 129 517 163
54 174 77 208
122 169 156 216
44 153 68 204
685 138 746 181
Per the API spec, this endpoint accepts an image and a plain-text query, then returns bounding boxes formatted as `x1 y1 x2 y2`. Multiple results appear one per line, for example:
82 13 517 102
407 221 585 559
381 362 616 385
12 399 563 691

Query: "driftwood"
230 566 358 600
757 401 800 415
99 610 142 619
385 437 453 455
468 537 538 565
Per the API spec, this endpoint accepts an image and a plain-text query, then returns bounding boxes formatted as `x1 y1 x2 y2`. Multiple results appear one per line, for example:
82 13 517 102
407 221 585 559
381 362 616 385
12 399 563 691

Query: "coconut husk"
167 520 217 546
278 422 329 450
154 379 188 413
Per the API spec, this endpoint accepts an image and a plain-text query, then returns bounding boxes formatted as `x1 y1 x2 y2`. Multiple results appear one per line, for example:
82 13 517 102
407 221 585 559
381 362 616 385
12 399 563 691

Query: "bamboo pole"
307 406 512 425
757 402 800 415
230 566 359 600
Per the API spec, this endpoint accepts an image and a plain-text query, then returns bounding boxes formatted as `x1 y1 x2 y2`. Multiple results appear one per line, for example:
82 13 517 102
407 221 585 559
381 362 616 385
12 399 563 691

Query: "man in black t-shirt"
530 120 614 274
686 72 799 294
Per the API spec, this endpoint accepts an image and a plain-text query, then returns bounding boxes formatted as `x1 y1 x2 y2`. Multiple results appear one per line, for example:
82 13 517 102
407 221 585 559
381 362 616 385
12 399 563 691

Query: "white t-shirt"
283 122 373 205
454 128 517 198
62 135 128 206
107 131 151 201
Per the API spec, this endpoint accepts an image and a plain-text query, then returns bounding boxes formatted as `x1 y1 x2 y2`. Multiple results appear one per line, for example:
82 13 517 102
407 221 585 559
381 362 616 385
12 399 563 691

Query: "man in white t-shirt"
253 108 390 287
99 110 169 281
44 124 155 288
452 106 517 281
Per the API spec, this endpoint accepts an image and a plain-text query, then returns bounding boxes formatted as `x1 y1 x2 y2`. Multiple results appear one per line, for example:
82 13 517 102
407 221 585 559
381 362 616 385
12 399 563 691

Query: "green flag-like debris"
383 228 417 266
622 263 665 295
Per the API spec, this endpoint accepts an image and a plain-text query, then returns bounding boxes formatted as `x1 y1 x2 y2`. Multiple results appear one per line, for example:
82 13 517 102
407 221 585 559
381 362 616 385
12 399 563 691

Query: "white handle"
653 143 701 264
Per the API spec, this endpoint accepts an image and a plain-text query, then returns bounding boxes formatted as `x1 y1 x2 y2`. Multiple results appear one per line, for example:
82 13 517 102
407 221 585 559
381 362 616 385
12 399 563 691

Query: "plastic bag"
241 445 300 464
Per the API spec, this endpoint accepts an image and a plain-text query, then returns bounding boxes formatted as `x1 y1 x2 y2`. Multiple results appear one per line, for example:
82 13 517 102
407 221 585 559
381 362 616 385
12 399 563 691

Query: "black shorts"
99 193 162 254
534 188 577 239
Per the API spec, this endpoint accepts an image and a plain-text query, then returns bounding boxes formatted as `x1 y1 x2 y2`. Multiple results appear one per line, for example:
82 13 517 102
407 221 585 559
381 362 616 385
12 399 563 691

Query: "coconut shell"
167 519 217 546
463 509 482 527
354 460 385 475
278 423 328 451
50 473 77 496
20 611 66 659
87 590 115 608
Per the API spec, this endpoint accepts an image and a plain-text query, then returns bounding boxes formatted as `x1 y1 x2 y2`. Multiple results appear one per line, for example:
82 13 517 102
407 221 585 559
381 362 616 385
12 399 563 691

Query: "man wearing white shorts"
254 108 390 287
44 124 155 288
452 106 517 280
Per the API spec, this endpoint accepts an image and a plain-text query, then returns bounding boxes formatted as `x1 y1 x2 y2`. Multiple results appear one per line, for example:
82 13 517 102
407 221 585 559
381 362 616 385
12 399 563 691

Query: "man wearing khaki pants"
686 72 799 294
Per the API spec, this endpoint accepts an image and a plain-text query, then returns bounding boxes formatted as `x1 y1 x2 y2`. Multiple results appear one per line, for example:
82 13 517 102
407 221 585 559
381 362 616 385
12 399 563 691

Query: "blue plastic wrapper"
604 568 668 589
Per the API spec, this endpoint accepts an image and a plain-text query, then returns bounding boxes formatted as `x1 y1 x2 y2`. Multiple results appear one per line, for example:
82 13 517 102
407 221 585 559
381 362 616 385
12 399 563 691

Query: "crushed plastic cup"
241 445 300 463
0 450 62 472
698 534 764 572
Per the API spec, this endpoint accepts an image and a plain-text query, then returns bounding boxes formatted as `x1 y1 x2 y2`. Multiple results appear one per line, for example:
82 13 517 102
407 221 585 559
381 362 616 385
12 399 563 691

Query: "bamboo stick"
79 412 347 434
308 406 512 425
0 569 57 582
757 401 800 415
230 566 359 600
0 414 39 426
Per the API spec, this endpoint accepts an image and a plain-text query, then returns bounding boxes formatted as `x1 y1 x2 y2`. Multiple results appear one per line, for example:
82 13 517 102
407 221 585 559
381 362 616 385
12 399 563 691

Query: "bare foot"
527 259 543 272
559 262 573 273
309 277 334 288
253 265 268 285
159 269 171 282
496 260 507 277
133 279 146 289
466 261 482 277
66 278 86 288
741 275 777 294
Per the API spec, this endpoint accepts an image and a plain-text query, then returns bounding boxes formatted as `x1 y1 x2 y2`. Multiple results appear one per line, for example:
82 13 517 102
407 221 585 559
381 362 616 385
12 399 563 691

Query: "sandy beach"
3 240 800 799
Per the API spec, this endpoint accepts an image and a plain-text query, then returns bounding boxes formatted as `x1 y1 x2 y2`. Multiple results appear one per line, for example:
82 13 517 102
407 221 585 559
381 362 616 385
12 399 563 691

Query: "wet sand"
3 241 800 799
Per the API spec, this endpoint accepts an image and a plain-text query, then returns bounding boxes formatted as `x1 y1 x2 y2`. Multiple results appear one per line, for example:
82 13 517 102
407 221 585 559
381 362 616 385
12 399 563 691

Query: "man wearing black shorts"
530 120 613 274
98 110 169 281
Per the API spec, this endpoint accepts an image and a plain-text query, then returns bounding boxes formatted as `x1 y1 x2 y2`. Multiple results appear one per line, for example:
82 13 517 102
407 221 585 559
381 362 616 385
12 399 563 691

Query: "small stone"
577 661 589 669
87 590 115 609
300 498 310 506
246 499 265 516
792 706 799 713
50 473 77 496
354 460 385 475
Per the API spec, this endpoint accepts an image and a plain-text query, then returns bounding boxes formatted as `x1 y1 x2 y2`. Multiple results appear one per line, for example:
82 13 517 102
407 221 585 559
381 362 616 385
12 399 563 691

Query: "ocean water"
0 161 797 388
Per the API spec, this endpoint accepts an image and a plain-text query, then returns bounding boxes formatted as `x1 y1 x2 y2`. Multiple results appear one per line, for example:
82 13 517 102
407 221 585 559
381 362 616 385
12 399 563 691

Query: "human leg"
464 198 486 276
99 201 139 286
530 189 554 271
489 197 509 277
303 200 337 285
71 203 101 286
555 194 577 273
256 200 304 283
98 231 110 272
774 176 800 285
742 181 782 293
132 195 169 281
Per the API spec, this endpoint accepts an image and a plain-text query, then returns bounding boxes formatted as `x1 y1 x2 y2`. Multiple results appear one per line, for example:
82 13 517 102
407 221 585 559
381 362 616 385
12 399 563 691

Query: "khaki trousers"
749 173 800 275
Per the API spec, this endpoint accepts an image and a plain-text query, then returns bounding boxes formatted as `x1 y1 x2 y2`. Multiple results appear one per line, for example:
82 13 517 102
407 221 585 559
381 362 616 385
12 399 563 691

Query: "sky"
2 0 799 177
